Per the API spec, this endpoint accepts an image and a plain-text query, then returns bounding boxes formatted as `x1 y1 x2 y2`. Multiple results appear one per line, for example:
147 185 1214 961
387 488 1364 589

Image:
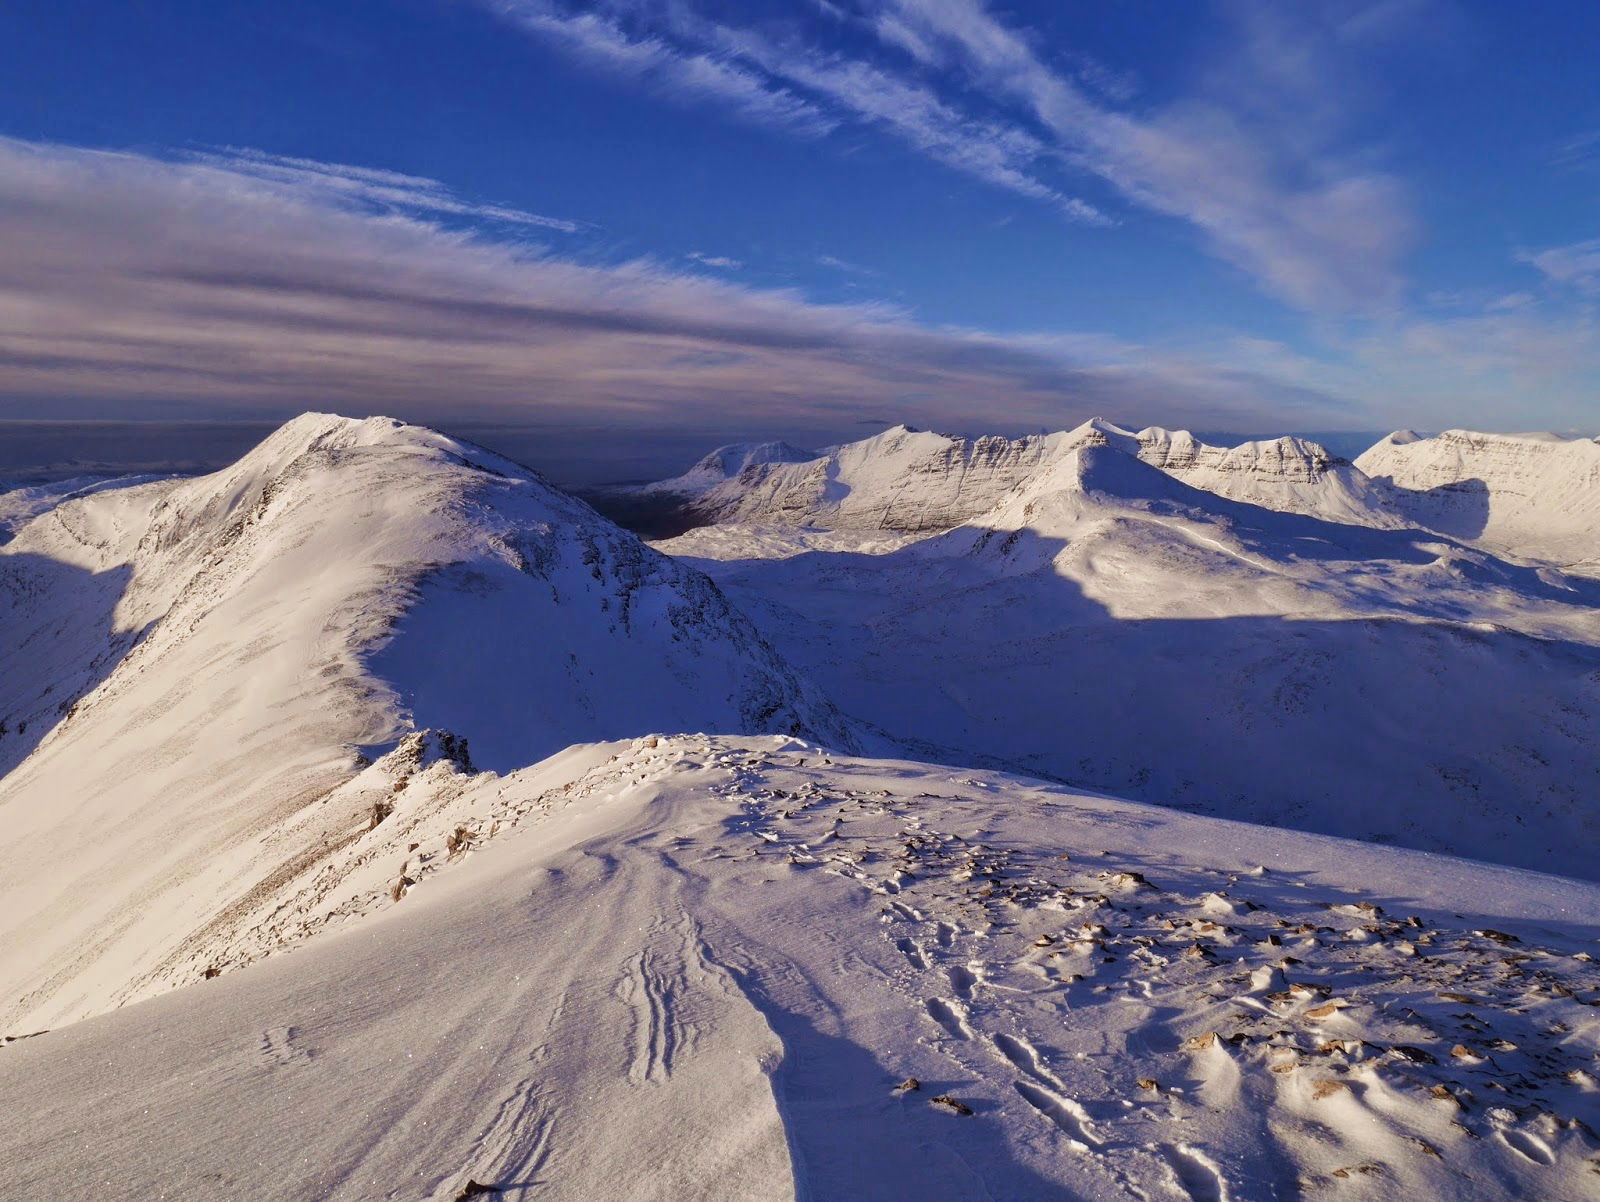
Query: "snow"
1357 429 1600 565
0 472 169 545
3 413 1598 1201
658 420 1600 569
641 440 818 497
660 441 1600 880
2 735 1595 1200
674 419 1400 534
0 415 847 1033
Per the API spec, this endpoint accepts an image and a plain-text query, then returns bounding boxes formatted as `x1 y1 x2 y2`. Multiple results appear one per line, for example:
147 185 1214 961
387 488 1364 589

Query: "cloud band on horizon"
0 135 1355 436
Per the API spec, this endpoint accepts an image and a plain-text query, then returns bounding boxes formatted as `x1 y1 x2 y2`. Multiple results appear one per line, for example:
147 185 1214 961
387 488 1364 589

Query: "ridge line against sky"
0 0 1597 454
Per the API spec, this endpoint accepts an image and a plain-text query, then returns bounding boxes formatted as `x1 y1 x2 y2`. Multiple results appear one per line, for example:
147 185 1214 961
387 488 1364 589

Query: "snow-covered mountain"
0 472 168 545
641 439 818 497
0 414 848 1031
679 419 1397 533
662 438 1600 879
1357 429 1600 567
3 735 1595 1200
2 412 1598 1201
1131 425 1398 529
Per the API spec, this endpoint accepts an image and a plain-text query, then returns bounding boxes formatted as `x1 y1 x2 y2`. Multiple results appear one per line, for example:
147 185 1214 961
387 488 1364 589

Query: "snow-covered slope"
1357 429 1600 565
0 414 848 1031
4 413 1598 1202
678 419 1395 533
1133 426 1397 529
642 439 817 497
0 473 169 545
662 443 1600 879
659 421 1600 566
3 736 1595 1201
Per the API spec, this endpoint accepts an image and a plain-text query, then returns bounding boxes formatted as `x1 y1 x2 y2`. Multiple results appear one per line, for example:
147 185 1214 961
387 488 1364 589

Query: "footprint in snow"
924 997 973 1041
1164 1144 1229 1202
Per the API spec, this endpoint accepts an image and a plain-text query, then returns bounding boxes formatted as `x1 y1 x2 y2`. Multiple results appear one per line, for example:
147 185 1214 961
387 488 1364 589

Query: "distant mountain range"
637 419 1600 567
648 419 1600 880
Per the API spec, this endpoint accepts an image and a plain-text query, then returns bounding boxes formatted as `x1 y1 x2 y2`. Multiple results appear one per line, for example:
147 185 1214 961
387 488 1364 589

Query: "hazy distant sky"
2 0 1598 452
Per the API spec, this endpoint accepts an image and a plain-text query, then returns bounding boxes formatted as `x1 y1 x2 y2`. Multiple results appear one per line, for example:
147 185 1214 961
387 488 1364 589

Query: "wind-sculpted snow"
1358 429 1600 566
663 445 1600 879
2 736 1595 1200
0 414 847 1031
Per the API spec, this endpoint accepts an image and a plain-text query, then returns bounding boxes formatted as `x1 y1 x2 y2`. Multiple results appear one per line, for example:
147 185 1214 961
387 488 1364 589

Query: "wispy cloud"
874 0 1416 311
1553 129 1600 173
707 25 1112 226
1523 238 1600 293
818 254 879 276
687 252 742 269
487 2 838 138
189 147 584 231
486 0 1110 226
0 135 1351 435
1340 305 1600 431
482 0 1417 310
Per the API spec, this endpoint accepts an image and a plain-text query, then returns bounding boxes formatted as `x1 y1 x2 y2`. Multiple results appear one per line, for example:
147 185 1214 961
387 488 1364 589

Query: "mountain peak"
1068 416 1139 442
0 411 851 1029
647 439 818 496
1356 425 1600 560
664 419 1392 533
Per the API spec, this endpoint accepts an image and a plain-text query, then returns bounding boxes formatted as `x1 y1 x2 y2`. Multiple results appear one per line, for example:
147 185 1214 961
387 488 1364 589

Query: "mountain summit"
0 414 848 1029
1358 427 1600 566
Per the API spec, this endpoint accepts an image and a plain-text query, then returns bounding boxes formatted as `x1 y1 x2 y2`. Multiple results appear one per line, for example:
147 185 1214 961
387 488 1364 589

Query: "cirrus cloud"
484 0 1418 311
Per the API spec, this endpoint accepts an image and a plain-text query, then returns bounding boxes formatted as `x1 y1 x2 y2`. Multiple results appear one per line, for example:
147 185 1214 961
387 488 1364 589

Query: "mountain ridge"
642 420 1600 569
665 418 1402 536
0 413 850 1030
5 733 1596 1201
658 424 1600 878
1357 427 1600 564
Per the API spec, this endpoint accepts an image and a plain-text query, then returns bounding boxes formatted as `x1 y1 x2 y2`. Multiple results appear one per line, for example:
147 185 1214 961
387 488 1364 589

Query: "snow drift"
2 735 1594 1201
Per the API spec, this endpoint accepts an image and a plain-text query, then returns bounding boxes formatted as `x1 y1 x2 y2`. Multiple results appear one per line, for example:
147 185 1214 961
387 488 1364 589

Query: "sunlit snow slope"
0 414 847 1031
2 736 1595 1201
2 413 1598 1202
0 473 168 545
661 440 1600 878
1357 429 1600 567
642 439 818 497
682 419 1396 533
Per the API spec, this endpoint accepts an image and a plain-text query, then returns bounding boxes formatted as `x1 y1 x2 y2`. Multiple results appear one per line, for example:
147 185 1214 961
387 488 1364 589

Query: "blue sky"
1 0 1598 466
